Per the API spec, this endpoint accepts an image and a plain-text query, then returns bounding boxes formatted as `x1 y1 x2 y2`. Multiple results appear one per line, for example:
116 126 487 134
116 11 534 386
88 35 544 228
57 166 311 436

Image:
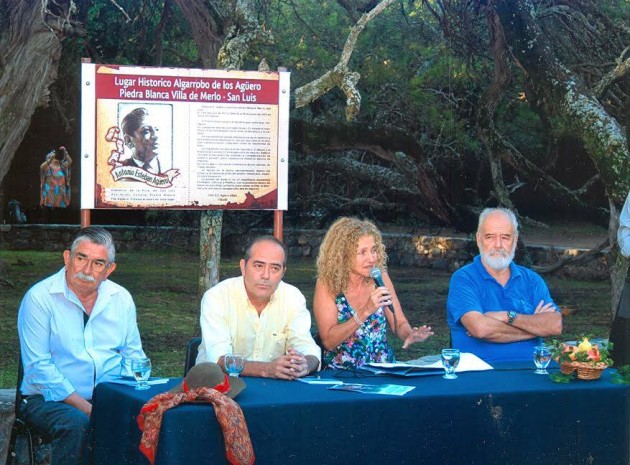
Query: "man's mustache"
489 248 509 257
75 272 95 283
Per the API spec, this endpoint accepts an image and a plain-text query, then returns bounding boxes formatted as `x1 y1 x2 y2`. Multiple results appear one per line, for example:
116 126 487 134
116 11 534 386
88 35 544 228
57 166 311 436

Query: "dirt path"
389 221 608 250
520 224 608 249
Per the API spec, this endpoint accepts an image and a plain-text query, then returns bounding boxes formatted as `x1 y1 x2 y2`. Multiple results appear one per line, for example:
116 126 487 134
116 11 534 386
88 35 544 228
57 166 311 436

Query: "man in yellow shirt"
197 235 321 379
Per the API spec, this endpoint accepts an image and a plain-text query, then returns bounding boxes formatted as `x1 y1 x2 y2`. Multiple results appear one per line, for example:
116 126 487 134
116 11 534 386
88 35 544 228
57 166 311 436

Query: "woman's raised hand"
402 325 434 349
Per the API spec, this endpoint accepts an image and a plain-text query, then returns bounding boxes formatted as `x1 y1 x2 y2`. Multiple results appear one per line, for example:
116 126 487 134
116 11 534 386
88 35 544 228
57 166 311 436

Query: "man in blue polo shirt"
446 207 562 363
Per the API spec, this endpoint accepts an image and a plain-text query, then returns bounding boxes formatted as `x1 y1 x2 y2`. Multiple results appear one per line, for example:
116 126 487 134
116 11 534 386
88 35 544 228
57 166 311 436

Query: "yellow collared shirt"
197 276 321 364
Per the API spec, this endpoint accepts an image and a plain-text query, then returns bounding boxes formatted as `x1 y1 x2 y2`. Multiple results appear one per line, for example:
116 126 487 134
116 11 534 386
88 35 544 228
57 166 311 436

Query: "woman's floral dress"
323 293 395 369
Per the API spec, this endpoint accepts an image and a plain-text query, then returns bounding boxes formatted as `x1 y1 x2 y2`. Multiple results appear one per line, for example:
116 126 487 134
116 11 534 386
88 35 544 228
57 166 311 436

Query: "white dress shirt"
619 192 630 258
197 276 321 365
18 268 145 401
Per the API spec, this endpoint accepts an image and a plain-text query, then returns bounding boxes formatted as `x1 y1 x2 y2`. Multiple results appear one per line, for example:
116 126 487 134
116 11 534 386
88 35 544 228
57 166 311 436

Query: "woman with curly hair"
314 217 433 369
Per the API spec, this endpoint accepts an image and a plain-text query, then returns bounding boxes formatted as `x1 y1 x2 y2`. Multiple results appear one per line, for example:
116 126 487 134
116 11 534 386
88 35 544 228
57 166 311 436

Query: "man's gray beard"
481 248 515 271
75 272 96 282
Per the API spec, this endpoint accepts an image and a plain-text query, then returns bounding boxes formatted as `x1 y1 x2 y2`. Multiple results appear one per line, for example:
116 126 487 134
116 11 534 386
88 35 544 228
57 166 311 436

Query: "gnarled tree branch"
295 0 396 121
593 47 630 99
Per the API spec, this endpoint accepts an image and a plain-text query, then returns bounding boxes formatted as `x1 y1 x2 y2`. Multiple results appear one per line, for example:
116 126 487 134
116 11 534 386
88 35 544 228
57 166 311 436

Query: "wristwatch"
507 311 517 325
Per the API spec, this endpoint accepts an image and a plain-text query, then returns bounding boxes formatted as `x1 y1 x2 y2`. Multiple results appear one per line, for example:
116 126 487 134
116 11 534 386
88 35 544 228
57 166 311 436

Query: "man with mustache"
446 208 562 362
17 227 146 465
121 107 163 174
196 235 321 379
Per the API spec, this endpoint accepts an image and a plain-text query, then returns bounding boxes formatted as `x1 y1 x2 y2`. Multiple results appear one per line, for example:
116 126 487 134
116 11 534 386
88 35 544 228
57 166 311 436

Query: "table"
90 364 629 465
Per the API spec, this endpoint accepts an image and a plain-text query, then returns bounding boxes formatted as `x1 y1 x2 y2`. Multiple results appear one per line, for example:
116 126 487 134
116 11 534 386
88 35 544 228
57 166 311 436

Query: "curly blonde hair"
316 217 387 295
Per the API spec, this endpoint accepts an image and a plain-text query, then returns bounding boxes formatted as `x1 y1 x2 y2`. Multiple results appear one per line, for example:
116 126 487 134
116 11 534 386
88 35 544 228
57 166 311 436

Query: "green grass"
0 250 614 387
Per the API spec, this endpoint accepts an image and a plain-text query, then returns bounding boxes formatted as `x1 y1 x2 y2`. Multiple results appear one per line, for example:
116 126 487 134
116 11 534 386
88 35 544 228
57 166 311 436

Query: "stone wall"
245 228 609 280
0 224 609 279
0 389 13 465
0 224 199 254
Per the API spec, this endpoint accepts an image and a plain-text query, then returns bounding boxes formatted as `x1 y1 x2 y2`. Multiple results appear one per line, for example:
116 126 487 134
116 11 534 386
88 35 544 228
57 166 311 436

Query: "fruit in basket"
552 337 613 367
587 346 600 362
578 337 592 352
550 337 613 382
562 344 578 360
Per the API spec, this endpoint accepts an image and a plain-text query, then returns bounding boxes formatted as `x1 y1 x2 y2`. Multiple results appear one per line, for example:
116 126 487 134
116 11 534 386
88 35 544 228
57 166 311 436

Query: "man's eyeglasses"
73 253 110 272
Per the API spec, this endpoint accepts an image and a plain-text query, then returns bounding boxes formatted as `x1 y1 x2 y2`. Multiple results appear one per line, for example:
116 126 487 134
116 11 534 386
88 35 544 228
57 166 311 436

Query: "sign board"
80 63 289 210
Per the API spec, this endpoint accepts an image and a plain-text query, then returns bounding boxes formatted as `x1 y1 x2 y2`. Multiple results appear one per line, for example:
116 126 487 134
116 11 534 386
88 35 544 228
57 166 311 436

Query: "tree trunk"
492 0 630 317
170 0 226 68
475 8 514 211
174 0 228 294
0 0 77 184
199 211 223 296
176 0 271 294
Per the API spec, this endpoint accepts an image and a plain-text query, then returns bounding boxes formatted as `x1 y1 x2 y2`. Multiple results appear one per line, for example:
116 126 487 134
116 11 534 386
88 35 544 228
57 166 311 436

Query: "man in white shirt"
611 192 630 366
197 235 321 379
618 192 630 258
17 227 145 465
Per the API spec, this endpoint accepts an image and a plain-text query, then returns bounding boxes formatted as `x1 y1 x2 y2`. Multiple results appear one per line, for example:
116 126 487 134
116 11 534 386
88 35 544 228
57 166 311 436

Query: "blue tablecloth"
90 364 630 465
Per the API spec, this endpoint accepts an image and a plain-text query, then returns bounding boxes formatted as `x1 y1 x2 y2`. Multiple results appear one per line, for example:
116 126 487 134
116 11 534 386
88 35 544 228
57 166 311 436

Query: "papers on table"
296 377 343 385
109 377 171 386
297 376 412 395
328 383 415 396
363 352 493 377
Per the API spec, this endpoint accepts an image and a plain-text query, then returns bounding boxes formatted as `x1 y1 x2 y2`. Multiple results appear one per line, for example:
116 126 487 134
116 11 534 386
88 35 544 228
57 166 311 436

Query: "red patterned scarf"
137 386 255 465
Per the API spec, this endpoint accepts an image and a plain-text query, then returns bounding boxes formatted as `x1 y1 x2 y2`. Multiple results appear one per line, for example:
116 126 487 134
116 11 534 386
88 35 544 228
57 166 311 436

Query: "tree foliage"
0 1 628 262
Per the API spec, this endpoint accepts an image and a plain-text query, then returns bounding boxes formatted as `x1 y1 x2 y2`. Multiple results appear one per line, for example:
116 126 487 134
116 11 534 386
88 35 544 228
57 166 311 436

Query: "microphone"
369 267 394 313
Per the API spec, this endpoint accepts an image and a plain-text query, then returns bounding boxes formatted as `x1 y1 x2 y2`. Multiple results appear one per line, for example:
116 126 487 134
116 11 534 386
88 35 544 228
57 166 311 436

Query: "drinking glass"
533 345 552 374
224 354 245 377
441 348 460 379
131 357 152 390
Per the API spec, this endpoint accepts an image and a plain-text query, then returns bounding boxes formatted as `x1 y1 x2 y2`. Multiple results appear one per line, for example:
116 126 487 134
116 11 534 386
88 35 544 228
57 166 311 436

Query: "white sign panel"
81 63 289 210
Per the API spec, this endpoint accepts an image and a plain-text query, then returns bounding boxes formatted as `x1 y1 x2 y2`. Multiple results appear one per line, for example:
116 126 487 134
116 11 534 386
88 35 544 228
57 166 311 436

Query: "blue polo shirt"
446 255 558 363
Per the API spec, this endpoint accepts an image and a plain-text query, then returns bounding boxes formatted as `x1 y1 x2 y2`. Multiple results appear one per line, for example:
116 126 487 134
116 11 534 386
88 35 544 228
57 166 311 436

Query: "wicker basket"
560 362 576 375
575 363 607 380
561 361 607 380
